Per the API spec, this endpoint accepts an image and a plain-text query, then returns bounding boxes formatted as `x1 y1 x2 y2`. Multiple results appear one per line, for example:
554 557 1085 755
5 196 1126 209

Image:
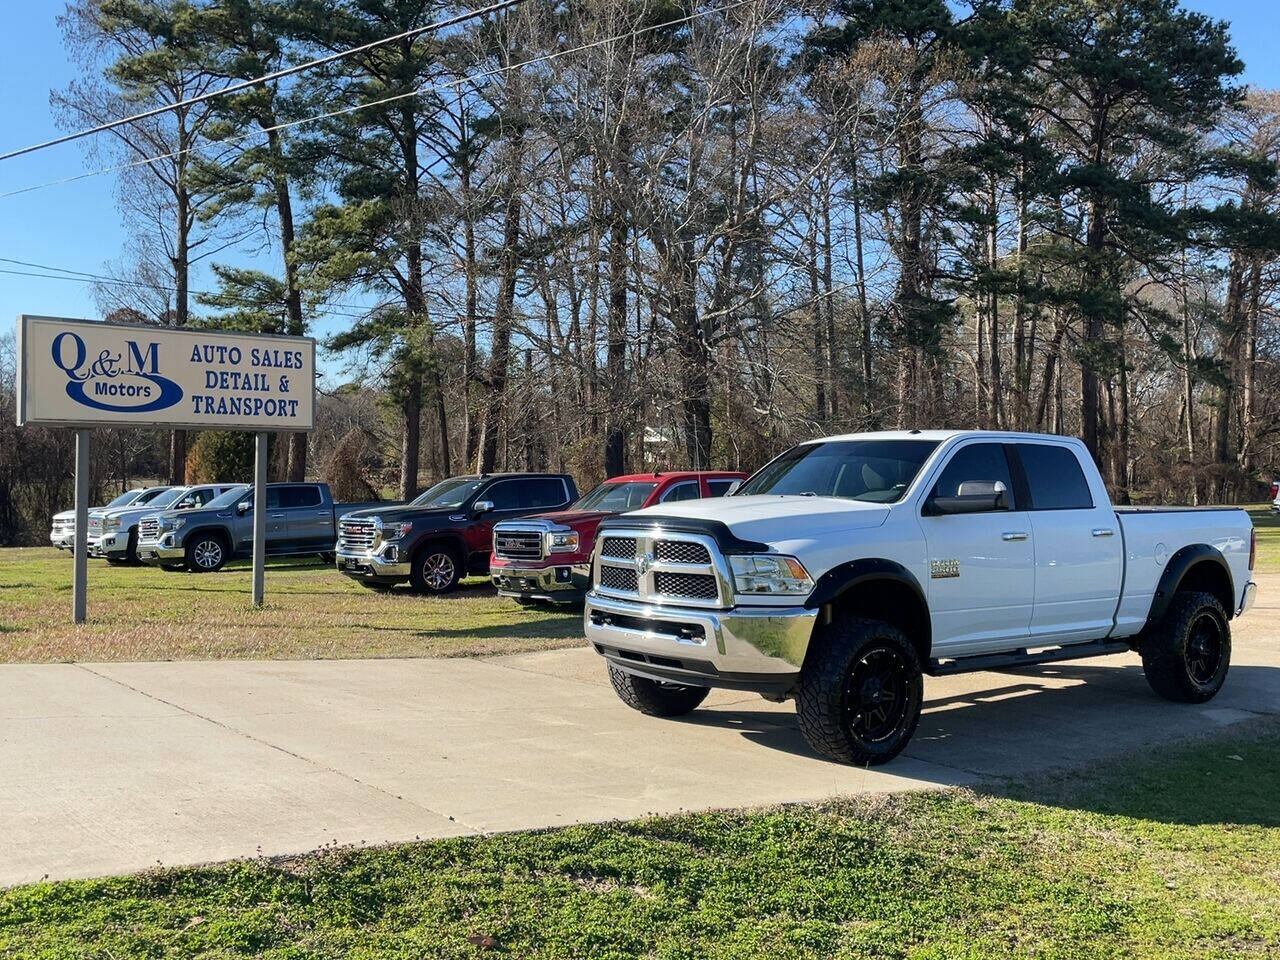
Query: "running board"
929 639 1132 676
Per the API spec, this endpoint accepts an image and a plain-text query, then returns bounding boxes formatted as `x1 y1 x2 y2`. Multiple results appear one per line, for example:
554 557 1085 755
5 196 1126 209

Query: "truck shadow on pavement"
673 661 1278 824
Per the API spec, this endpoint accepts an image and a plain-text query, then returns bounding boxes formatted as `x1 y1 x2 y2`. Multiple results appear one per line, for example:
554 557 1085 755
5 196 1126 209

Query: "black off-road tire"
1140 590 1231 703
607 663 710 717
185 532 229 573
796 617 924 766
410 542 463 595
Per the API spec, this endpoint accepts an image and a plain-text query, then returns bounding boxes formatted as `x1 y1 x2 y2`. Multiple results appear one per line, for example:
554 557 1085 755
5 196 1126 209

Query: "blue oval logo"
52 331 183 414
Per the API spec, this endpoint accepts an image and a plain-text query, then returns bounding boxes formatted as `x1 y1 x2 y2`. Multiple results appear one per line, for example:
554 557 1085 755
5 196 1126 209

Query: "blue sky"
1 0 1277 363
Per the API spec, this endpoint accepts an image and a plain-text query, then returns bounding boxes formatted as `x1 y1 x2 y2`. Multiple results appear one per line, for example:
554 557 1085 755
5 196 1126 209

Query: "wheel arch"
184 524 232 549
1147 544 1235 624
410 532 467 562
804 558 932 666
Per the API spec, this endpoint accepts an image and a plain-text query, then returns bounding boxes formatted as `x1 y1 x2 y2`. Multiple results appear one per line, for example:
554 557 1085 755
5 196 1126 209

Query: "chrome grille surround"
492 520 550 561
51 517 74 534
87 515 103 537
591 527 730 609
338 517 377 552
138 517 161 541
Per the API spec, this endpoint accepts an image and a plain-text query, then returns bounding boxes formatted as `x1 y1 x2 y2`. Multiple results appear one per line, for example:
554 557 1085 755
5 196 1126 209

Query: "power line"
0 0 522 163
0 0 755 201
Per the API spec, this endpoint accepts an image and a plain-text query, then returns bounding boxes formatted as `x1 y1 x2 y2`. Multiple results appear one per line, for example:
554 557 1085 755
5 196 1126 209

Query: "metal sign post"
15 315 316 623
251 432 268 607
72 429 89 623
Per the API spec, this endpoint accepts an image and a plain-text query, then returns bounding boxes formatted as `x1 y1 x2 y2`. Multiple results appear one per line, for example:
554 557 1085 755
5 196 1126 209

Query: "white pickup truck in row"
584 430 1257 765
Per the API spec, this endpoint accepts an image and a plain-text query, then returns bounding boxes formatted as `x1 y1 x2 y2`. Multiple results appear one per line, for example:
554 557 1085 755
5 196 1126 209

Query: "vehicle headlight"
170 517 187 531
729 555 814 596
375 518 412 540
547 531 580 553
102 516 121 532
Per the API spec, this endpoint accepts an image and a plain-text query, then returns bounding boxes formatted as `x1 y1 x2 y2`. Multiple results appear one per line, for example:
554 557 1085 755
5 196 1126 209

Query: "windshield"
573 481 659 512
106 490 144 508
737 440 940 503
147 488 192 509
206 487 247 510
133 487 171 504
411 477 484 508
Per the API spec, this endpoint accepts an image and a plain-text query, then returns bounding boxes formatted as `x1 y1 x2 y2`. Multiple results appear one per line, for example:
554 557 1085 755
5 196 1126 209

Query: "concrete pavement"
2 579 1277 887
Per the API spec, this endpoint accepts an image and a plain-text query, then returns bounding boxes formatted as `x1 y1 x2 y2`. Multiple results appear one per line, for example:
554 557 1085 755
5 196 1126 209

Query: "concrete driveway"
2 580 1277 887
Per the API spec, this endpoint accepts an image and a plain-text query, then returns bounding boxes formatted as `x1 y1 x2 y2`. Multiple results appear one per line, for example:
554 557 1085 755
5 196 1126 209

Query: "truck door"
281 485 329 549
1014 442 1123 644
919 441 1034 655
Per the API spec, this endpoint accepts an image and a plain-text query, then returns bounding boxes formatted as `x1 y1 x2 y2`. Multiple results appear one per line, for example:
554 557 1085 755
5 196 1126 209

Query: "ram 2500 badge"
490 471 747 604
584 430 1257 765
337 473 577 594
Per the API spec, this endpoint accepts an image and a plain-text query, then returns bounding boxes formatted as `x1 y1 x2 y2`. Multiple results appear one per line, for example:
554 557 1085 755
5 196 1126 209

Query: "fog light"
384 545 398 562
555 566 571 583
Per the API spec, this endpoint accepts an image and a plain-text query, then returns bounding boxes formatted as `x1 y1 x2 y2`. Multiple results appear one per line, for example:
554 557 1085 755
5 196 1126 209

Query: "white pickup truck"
584 430 1257 765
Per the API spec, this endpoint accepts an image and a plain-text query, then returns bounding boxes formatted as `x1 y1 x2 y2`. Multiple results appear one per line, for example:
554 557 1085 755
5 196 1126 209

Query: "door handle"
316 512 330 518
270 513 286 519
1092 528 1115 537
1002 531 1029 541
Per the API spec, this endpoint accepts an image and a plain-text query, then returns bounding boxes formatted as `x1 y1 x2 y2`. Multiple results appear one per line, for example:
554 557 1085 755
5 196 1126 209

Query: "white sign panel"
16 315 315 431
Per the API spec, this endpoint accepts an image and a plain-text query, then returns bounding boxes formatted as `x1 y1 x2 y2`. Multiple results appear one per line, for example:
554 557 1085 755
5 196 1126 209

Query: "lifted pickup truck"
337 473 578 593
491 471 747 604
585 430 1257 765
138 482 385 572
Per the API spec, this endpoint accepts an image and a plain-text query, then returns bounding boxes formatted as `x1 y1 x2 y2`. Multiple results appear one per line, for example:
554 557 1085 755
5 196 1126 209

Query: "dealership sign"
15 315 315 431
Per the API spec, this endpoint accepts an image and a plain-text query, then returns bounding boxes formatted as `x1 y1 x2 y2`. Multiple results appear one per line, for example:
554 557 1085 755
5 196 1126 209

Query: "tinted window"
136 488 173 505
279 485 322 508
412 477 484 508
574 481 658 512
1017 443 1093 510
931 444 1014 510
485 480 522 510
737 440 939 503
660 481 700 503
265 488 281 509
706 479 737 497
525 478 569 508
207 487 246 510
106 490 143 508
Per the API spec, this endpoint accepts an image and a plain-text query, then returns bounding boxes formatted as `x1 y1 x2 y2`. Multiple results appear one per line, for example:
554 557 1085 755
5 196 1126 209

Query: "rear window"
525 478 570 509
279 486 323 508
706 478 737 497
1017 443 1093 510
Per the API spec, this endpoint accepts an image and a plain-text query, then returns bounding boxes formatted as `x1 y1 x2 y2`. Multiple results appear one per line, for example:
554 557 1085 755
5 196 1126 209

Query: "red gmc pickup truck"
489 471 748 604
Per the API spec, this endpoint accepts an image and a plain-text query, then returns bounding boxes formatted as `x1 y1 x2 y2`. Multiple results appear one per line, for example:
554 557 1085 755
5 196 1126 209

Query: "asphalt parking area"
2 578 1276 887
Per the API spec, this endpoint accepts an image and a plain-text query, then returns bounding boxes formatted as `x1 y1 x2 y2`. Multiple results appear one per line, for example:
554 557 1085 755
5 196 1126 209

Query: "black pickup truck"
336 473 578 593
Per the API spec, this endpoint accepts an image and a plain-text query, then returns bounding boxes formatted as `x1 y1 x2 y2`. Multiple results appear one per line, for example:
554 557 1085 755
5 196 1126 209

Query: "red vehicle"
490 471 748 604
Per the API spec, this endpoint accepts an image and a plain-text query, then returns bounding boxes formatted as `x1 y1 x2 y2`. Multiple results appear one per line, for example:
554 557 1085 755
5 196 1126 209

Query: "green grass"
1 723 1276 958
0 548 582 662
1246 504 1280 574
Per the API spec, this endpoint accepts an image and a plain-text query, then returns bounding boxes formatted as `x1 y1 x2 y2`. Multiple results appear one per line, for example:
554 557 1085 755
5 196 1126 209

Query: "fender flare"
804 557 927 611
1146 543 1235 625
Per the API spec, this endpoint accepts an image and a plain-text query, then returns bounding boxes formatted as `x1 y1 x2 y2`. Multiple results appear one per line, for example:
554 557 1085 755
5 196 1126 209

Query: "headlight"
102 516 121 531
730 555 814 596
547 531 580 553
375 518 412 540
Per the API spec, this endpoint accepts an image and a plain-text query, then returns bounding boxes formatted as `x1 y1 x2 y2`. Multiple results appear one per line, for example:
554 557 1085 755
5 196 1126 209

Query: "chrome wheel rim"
421 552 456 591
1186 611 1225 685
193 540 222 570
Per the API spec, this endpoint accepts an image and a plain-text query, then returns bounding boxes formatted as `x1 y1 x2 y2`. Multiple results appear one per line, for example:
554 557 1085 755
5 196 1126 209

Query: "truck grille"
51 518 74 534
339 518 376 551
87 515 103 536
139 517 161 541
493 529 543 560
593 529 725 608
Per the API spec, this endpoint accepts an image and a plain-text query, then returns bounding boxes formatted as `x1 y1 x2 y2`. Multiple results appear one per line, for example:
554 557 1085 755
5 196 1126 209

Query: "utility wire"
0 0 755 201
0 0 522 163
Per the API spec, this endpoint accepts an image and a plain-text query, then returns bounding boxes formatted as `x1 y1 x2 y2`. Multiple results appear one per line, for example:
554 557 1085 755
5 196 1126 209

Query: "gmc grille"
494 531 543 560
139 518 161 540
87 516 102 536
339 519 376 551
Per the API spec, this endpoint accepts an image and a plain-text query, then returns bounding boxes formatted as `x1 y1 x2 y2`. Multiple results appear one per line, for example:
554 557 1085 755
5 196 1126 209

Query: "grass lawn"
0 722 1275 958
0 548 582 662
1247 503 1280 574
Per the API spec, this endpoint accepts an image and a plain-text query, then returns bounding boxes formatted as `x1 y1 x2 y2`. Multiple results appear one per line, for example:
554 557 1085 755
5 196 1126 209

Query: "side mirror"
724 479 743 496
473 499 495 516
237 501 252 515
924 484 1008 516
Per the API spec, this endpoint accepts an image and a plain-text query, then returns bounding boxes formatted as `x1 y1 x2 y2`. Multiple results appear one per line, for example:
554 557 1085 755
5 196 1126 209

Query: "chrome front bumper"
492 561 590 602
1238 581 1258 616
50 532 73 550
87 533 127 558
138 539 185 563
584 592 816 694
336 545 411 579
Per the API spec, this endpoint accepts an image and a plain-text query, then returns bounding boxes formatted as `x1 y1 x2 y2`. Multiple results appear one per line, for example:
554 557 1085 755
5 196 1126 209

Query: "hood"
510 508 615 529
340 504 460 523
624 494 891 544
52 509 77 521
